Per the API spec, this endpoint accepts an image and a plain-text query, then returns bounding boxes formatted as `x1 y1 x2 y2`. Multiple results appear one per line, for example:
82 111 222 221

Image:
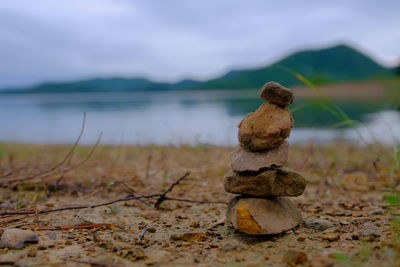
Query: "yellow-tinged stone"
236 203 262 234
226 196 301 235
170 232 207 242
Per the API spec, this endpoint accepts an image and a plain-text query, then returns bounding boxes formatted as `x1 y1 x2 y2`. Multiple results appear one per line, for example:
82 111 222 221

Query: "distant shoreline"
1 79 397 100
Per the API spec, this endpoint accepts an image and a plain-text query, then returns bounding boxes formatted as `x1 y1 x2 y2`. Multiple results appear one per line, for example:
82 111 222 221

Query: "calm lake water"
0 90 399 146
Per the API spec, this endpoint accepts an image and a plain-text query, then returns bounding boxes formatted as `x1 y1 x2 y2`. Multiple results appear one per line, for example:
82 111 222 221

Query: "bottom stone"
226 196 301 235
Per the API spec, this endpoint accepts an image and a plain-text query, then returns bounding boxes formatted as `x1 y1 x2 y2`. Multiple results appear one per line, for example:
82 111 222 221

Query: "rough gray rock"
224 167 306 197
226 196 302 235
367 209 384 215
230 141 289 172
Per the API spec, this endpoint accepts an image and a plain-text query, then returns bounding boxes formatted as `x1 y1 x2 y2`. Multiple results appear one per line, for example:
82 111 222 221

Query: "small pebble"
368 209 384 215
320 233 340 242
143 210 160 220
303 218 333 231
364 221 378 230
362 230 380 238
297 236 306 241
283 250 307 266
1 229 38 249
28 249 37 257
191 222 200 228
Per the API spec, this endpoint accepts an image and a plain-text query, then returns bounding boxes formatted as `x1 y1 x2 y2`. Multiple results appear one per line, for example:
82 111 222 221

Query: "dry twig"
0 113 88 187
70 258 122 267
0 171 226 217
35 224 116 231
138 222 148 240
53 132 103 186
145 154 152 179
0 171 13 179
154 171 190 208
294 144 314 172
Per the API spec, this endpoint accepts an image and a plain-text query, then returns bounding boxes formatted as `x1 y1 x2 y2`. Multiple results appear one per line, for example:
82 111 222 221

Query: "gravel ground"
0 143 399 266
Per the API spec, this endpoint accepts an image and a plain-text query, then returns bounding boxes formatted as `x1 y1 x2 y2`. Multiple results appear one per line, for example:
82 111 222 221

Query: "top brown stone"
260 81 294 106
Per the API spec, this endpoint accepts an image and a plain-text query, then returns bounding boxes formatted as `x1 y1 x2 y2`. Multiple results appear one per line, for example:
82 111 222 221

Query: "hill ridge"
2 44 394 93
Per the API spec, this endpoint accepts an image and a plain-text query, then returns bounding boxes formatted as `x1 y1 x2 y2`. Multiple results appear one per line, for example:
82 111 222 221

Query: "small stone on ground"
303 218 334 231
1 229 38 249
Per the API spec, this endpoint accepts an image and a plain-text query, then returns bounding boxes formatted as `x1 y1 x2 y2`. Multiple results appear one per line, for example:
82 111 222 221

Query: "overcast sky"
0 0 399 88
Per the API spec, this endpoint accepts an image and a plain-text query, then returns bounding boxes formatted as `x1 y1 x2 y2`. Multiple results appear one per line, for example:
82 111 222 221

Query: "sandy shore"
0 143 399 266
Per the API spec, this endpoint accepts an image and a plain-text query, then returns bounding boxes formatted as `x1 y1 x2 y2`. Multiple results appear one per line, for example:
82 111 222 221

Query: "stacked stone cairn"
224 81 306 235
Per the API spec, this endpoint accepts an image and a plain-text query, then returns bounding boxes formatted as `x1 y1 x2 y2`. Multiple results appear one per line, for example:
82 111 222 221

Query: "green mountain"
5 77 203 93
197 44 393 89
24 78 170 93
2 44 394 93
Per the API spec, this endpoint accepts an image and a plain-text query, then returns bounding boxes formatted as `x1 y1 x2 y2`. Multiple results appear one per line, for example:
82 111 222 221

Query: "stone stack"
224 81 306 235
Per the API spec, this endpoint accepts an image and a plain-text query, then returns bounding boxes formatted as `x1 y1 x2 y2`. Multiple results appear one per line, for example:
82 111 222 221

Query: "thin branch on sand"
0 113 88 187
70 258 122 267
53 132 103 186
138 222 148 240
154 171 190 208
145 154 152 180
35 224 116 231
0 171 227 217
